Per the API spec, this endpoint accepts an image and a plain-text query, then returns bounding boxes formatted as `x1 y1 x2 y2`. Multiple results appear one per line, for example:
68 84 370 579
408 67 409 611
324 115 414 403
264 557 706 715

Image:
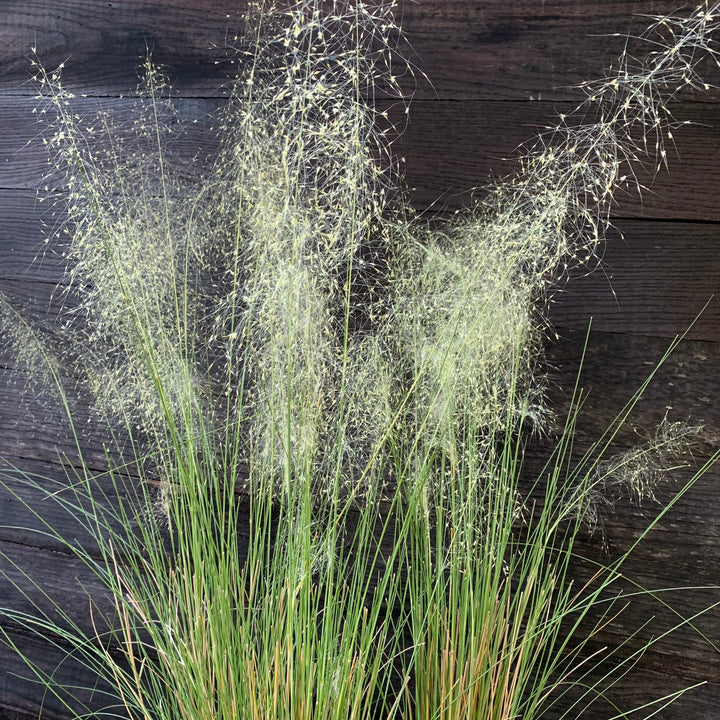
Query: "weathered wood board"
1 1 719 718
1 1 719 102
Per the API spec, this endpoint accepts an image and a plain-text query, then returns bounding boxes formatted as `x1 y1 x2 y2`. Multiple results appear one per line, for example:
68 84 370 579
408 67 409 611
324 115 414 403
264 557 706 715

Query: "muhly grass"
2 0 720 718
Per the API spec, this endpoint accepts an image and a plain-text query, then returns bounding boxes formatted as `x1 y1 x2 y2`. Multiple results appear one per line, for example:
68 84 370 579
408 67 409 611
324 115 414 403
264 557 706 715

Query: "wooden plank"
0 0 240 97
0 623 122 720
0 540 116 639
3 94 719 222
0 361 112 467
0 192 57 282
0 96 222 192
543 330 720 446
0 455 146 554
0 539 128 718
544 668 720 719
595 672 720 720
519 330 720 686
394 0 720 102
548 220 720 342
1 1 718 102
564 478 720 669
393 98 720 219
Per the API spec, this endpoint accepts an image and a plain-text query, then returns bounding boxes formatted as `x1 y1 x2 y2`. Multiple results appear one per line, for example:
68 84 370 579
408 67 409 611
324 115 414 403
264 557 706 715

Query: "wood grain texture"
0 622 122 720
548 220 720 341
1 0 719 101
395 99 720 219
0 0 240 97
0 97 223 191
4 96 720 220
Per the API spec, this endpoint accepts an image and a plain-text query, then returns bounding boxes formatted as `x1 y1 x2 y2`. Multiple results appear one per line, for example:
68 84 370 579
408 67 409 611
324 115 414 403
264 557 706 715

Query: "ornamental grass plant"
1 1 720 718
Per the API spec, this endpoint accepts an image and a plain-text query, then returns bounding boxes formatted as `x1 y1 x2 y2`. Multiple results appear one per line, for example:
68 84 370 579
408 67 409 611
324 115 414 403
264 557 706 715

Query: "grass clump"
1 1 720 719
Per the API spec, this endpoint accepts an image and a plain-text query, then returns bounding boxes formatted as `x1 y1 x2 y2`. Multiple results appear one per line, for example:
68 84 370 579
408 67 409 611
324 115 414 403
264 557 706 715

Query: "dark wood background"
1 1 719 718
